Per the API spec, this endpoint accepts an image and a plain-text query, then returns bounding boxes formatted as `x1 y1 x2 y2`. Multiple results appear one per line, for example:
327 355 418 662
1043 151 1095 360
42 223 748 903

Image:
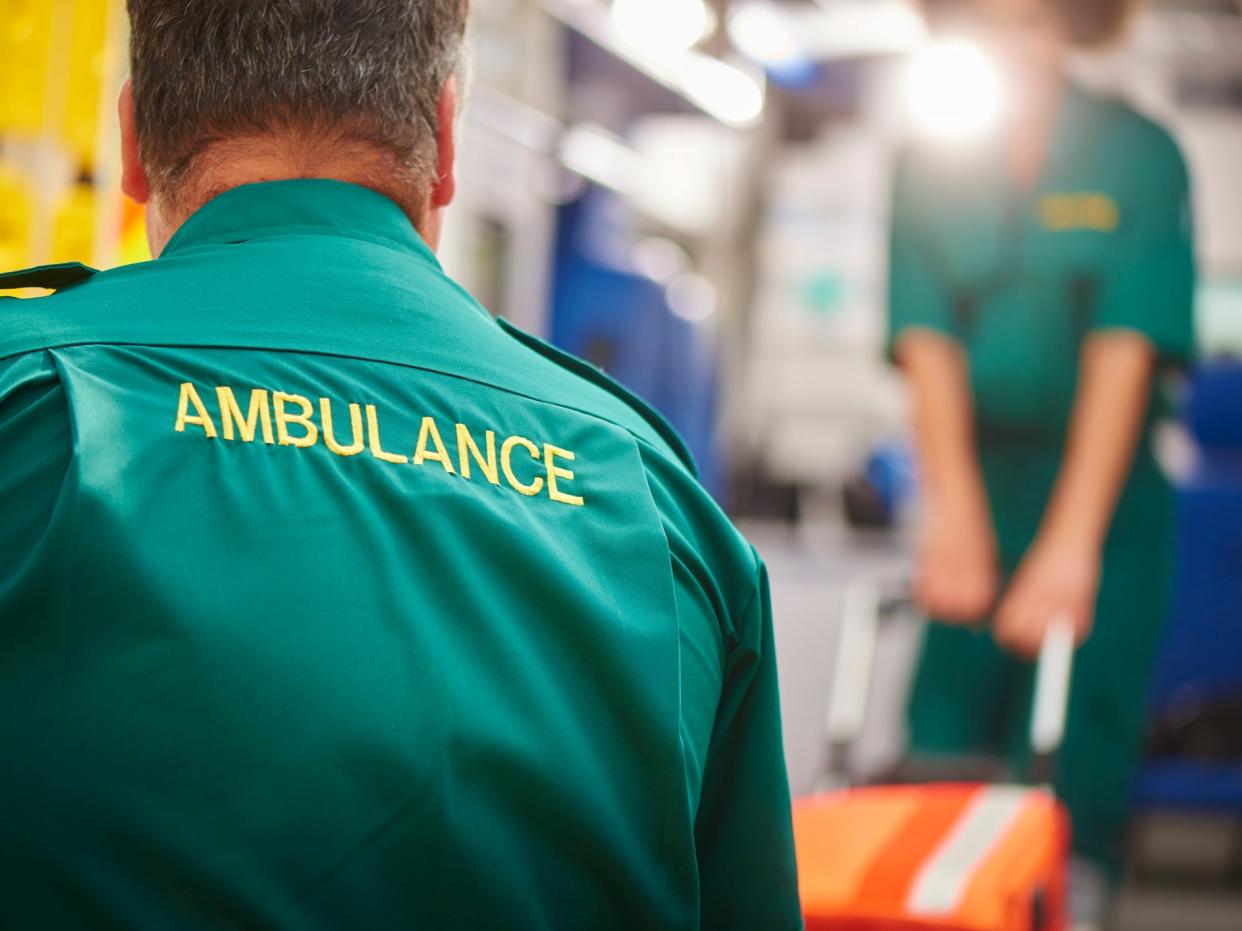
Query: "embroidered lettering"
173 384 586 507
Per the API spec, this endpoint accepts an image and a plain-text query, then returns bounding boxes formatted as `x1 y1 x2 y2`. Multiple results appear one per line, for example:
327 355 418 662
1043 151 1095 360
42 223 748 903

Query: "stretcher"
793 586 1075 931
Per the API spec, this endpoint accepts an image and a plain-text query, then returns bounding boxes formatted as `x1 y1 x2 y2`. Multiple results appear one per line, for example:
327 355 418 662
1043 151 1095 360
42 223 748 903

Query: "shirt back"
0 181 799 930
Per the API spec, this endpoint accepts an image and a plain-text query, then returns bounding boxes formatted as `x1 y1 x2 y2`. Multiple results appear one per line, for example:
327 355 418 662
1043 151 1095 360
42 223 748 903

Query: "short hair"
127 0 469 201
919 0 1139 48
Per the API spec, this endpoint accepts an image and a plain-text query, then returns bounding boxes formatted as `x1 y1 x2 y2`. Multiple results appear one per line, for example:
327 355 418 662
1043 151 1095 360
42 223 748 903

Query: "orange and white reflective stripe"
905 786 1031 915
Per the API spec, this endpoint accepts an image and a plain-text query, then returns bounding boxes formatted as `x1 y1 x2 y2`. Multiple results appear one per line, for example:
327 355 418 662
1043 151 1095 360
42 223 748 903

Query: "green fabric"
888 82 1195 440
0 180 801 930
909 448 1175 870
0 260 97 291
889 85 1195 871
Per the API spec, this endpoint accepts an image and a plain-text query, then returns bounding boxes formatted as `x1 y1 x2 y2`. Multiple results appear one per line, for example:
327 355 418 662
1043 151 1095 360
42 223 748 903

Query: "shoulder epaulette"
0 262 98 292
497 316 698 477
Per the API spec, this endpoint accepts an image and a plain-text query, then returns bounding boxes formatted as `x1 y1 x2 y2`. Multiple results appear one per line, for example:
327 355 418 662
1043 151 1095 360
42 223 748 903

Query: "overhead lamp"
677 52 766 128
631 237 690 284
667 273 717 324
726 1 807 71
611 0 714 54
558 124 640 193
904 39 1005 142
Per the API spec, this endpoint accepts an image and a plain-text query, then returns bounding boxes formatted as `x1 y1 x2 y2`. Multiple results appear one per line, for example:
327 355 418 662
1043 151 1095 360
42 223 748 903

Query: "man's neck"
148 136 431 257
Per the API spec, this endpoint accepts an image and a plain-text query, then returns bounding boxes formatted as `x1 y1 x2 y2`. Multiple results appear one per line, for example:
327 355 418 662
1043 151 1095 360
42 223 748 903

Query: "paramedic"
890 0 1195 897
0 2 801 927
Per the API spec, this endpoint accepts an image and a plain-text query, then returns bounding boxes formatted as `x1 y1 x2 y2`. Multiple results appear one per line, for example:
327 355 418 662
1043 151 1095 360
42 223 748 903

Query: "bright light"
810 0 926 59
727 1 805 70
612 0 713 54
904 40 1005 142
677 53 765 127
559 124 641 193
667 273 717 323
632 237 689 284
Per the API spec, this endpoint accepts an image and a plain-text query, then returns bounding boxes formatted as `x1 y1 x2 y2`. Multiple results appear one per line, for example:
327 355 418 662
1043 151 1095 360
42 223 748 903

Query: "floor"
746 519 919 793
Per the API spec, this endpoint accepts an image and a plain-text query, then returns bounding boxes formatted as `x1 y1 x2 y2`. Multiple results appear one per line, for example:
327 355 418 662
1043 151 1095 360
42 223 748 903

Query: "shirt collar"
159 179 441 269
1043 80 1095 176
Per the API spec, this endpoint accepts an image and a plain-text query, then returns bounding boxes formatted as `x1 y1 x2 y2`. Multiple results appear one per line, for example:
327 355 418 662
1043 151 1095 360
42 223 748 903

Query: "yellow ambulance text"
174 383 585 507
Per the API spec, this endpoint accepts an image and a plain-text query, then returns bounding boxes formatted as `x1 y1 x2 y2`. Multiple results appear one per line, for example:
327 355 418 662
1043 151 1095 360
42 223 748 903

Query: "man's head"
121 0 469 255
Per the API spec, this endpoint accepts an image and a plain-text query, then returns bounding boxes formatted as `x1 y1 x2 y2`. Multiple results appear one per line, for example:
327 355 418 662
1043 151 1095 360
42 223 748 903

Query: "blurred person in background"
0 1 801 927
888 0 1195 916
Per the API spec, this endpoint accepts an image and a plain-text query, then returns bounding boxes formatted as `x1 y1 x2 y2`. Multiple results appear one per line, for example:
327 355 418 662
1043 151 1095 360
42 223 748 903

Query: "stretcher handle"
817 583 902 790
819 584 1076 790
1028 612 1076 786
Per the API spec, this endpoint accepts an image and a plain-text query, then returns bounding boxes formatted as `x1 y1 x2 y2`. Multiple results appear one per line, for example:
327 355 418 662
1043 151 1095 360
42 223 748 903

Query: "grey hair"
127 0 469 204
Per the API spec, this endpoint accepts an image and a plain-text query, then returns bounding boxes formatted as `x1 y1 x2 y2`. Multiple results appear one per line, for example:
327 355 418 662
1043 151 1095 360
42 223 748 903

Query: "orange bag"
793 784 1069 931
794 589 1078 931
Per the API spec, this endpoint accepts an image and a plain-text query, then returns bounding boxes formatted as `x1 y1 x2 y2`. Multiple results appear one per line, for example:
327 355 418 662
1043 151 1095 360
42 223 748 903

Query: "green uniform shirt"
0 180 800 930
888 81 1195 550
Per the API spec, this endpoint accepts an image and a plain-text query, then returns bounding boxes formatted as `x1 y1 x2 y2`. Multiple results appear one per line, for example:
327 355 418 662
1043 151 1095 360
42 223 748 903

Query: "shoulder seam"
0 337 693 473
496 317 699 477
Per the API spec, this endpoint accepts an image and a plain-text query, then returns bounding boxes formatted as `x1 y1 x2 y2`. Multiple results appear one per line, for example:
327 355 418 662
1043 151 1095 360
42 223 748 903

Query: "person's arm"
695 560 802 930
886 148 998 623
993 333 1155 656
996 128 1195 657
897 331 998 622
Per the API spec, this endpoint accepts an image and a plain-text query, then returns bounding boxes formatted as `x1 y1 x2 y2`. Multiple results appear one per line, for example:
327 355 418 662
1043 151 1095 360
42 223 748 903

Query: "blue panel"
655 311 722 497
549 188 723 499
1149 463 1242 710
1188 361 1242 449
863 440 918 523
1137 364 1242 813
1133 761 1242 812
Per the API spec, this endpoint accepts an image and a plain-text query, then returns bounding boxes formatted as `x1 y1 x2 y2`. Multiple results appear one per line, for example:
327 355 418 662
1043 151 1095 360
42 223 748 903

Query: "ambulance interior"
3 1 1241 928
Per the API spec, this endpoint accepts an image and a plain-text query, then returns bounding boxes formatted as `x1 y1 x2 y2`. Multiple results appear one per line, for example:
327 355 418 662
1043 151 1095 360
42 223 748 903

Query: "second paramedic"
890 0 1195 900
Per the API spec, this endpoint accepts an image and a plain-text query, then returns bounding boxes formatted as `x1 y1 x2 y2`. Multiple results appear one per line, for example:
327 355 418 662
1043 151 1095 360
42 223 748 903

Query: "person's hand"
915 507 999 625
993 534 1100 658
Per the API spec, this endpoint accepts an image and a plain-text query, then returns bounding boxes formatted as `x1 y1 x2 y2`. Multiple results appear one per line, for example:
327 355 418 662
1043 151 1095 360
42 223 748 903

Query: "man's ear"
119 79 151 204
430 76 458 210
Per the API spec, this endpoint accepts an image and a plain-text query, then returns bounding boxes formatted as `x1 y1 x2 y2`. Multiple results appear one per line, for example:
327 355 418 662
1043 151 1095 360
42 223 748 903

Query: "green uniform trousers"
909 444 1174 873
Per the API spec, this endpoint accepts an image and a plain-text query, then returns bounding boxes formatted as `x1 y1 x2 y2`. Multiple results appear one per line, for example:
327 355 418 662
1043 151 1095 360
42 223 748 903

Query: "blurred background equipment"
1114 360 1242 930
5 1 1242 928
0 0 140 276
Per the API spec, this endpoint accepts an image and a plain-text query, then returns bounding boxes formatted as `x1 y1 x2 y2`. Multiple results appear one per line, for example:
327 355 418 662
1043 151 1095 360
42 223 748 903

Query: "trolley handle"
819 585 1075 791
1028 613 1076 786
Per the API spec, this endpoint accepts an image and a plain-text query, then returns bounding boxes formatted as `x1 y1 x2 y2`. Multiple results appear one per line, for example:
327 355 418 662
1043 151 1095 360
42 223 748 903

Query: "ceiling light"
611 0 713 54
727 1 806 71
677 53 765 128
632 237 690 284
904 39 1005 142
667 273 717 324
558 124 640 193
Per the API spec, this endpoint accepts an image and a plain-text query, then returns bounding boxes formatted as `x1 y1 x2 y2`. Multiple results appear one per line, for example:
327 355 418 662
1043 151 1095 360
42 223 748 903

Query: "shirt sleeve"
1092 134 1196 364
695 558 803 930
886 149 957 360
0 351 72 598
